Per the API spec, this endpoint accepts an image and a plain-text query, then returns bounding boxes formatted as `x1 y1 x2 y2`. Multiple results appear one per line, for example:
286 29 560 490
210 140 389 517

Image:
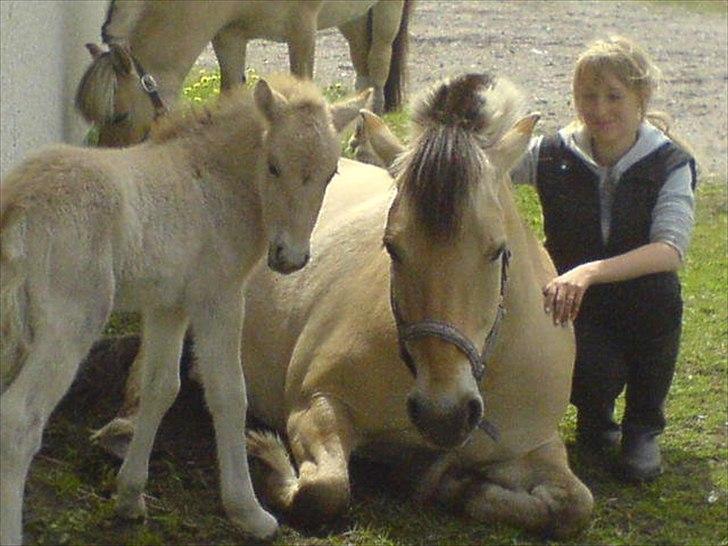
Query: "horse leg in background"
1 299 111 545
419 439 594 539
366 0 405 113
286 2 323 79
338 16 376 109
212 23 249 89
247 395 355 525
115 309 187 520
189 293 278 540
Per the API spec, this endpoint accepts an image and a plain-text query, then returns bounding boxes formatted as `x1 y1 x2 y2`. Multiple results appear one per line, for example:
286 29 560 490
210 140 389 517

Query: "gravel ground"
197 0 727 179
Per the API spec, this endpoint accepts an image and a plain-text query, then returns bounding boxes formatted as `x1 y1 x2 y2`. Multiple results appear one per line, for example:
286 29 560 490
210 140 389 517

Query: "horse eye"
111 112 129 124
490 244 507 262
268 163 280 177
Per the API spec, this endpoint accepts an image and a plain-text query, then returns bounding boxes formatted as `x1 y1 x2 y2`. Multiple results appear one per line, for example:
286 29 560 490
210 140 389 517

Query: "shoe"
619 431 663 482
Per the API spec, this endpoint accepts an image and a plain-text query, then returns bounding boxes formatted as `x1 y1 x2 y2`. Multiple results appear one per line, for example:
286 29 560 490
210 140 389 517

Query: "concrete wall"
1 0 108 178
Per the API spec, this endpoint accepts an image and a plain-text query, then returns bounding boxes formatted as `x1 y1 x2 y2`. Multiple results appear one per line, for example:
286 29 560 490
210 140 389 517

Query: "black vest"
536 134 696 336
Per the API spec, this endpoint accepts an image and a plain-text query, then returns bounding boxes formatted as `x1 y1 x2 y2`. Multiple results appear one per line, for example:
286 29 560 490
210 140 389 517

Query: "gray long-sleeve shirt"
510 121 696 259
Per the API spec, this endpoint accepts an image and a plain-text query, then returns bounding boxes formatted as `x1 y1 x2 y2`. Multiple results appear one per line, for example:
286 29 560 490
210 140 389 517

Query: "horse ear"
489 113 540 173
358 109 405 168
330 88 374 134
108 43 133 75
254 79 288 122
85 43 104 60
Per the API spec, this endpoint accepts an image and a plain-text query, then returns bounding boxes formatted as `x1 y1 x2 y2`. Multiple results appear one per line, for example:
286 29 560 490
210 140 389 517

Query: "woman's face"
574 68 643 150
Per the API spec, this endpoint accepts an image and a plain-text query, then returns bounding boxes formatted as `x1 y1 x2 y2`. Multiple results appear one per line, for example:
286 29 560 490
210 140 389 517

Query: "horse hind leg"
212 24 249 89
338 17 374 104
247 394 355 526
425 439 593 538
365 0 405 113
1 303 110 545
114 309 187 520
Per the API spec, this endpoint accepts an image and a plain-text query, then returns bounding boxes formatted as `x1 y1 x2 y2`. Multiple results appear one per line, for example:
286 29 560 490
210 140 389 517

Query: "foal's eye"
111 112 129 124
268 163 280 177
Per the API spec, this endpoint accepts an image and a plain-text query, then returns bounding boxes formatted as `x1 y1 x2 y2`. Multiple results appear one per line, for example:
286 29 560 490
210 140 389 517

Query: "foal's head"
252 76 372 274
76 43 157 147
384 74 538 448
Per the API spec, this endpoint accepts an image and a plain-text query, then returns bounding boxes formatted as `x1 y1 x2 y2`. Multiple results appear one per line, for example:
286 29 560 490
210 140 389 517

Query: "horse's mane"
149 74 327 144
395 73 524 239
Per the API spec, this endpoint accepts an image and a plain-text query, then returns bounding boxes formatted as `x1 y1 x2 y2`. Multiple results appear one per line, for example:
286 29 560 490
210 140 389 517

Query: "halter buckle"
140 73 158 94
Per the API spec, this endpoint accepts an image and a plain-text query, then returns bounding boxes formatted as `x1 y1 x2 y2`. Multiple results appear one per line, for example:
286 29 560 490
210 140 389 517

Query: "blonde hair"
572 36 694 155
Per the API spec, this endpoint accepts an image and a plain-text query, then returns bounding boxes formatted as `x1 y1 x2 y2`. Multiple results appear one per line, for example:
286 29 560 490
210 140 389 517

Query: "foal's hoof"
115 493 147 521
228 507 279 542
90 417 134 460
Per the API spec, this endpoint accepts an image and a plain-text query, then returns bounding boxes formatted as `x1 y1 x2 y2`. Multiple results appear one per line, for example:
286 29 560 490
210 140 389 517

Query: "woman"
511 36 697 482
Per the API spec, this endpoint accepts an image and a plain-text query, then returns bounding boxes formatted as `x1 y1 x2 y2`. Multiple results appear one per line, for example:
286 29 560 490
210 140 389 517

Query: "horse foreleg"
213 24 249 89
189 296 277 540
247 394 355 526
426 438 593 538
115 309 187 520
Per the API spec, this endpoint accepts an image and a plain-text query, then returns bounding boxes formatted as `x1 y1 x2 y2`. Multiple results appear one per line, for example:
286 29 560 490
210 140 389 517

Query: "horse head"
384 74 539 448
253 76 372 274
75 43 157 147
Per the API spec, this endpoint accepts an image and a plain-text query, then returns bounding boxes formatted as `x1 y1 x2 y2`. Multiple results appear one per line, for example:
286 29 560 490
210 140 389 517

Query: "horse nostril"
302 252 310 267
275 244 285 261
407 396 422 424
466 397 483 429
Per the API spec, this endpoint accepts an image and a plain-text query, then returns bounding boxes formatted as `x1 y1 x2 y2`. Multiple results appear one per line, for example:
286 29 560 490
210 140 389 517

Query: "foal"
0 74 368 545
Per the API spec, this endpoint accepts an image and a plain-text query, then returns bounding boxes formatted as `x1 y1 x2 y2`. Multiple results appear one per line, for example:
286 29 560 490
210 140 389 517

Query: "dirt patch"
197 0 727 178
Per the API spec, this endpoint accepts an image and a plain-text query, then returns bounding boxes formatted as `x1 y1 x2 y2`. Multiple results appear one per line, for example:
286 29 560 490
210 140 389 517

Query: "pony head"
76 43 156 147
253 76 372 274
384 74 538 448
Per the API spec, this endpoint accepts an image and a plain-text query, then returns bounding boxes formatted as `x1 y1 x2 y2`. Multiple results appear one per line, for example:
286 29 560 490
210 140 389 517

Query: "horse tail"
75 48 118 125
246 430 298 507
0 199 31 395
382 0 413 112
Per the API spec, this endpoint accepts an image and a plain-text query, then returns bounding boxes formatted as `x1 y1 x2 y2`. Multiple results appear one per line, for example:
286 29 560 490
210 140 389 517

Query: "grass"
28 68 728 545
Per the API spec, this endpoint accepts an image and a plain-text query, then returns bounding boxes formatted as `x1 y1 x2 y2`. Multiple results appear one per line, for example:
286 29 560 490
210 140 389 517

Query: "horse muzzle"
267 242 310 274
406 390 484 448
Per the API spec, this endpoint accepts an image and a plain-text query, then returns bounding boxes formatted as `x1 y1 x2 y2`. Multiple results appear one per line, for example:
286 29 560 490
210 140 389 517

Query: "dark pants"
570 318 682 436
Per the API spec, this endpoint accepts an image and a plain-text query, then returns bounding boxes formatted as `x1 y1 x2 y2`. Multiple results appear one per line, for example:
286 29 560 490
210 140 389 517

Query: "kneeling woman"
511 36 697 482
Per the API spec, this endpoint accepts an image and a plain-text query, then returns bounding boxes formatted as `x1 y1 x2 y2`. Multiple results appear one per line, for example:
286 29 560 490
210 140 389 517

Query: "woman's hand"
542 263 596 325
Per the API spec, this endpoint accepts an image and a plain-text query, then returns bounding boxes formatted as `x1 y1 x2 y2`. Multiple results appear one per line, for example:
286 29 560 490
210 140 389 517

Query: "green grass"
32 68 728 545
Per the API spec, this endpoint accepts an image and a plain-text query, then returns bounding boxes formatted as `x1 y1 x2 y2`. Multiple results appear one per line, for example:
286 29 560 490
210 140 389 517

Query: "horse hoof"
115 493 147 521
228 507 278 542
90 417 134 459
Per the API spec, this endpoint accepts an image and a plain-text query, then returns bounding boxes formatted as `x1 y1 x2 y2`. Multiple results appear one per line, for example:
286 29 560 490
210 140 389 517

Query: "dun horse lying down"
0 74 370 545
95 74 594 537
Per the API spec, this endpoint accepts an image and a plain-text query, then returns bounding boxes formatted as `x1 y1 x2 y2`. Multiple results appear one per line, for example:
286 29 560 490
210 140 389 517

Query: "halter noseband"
389 247 511 442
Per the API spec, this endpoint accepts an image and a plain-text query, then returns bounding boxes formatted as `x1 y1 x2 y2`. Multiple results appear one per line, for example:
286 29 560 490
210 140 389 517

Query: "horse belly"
317 0 379 28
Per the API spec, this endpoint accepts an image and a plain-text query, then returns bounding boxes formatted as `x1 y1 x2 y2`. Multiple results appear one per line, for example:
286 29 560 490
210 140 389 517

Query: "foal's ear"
108 43 133 75
359 109 406 168
330 88 374 134
254 79 288 122
489 113 540 173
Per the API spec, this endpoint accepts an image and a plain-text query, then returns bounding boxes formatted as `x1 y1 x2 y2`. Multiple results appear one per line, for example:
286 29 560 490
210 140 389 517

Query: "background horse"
0 71 368 546
98 74 594 537
76 0 411 146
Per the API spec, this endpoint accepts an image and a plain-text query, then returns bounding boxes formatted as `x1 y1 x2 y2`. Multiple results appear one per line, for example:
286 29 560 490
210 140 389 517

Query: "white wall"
1 0 108 178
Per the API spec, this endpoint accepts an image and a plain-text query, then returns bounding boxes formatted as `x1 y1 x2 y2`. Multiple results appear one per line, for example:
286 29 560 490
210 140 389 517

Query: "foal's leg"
212 25 249 89
115 309 188 520
422 438 593 538
1 302 109 545
247 394 355 525
190 295 278 540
